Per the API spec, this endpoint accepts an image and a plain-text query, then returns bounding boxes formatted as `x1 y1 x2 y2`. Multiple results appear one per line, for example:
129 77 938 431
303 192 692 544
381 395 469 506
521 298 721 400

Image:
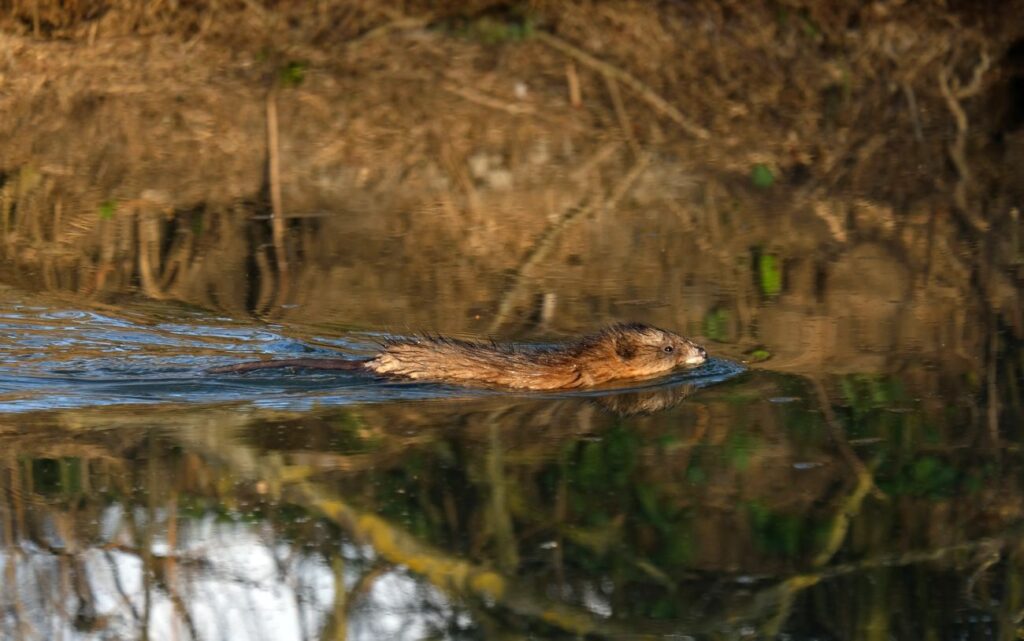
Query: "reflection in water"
2 510 469 641
1 349 1022 639
590 383 696 416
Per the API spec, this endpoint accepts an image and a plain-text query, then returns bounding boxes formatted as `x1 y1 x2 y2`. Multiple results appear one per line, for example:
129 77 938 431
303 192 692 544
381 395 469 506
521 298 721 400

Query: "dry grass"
0 0 1021 373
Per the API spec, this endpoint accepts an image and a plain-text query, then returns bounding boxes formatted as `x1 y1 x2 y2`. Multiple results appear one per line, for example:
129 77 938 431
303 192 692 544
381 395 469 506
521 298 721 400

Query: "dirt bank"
0 1 1022 376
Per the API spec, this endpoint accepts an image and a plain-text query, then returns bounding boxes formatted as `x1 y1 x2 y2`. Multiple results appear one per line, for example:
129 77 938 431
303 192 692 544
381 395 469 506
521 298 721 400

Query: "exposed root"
937 50 992 232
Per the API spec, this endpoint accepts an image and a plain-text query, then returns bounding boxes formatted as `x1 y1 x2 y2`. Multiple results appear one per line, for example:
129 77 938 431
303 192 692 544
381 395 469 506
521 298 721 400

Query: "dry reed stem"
565 63 581 108
266 89 285 267
266 86 289 309
254 244 275 315
136 208 166 300
535 31 710 140
901 82 924 144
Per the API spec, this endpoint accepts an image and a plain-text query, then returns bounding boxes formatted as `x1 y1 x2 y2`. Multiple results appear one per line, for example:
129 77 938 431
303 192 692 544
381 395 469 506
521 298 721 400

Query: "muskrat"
211 322 708 391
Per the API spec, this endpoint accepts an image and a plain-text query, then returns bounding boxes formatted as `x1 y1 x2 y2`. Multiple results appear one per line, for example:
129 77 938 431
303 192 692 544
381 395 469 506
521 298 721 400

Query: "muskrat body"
213 323 707 391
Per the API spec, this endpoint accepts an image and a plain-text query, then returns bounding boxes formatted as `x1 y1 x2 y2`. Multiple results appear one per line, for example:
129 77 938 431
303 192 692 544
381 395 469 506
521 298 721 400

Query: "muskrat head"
607 323 708 378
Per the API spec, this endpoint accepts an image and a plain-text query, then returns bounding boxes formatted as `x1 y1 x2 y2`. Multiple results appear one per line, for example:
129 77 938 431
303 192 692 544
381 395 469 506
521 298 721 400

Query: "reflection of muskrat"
212 323 708 390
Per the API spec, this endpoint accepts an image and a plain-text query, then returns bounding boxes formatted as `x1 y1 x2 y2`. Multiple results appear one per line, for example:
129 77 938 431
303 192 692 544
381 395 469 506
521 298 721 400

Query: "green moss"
279 60 307 87
99 200 116 220
758 253 782 296
751 163 775 188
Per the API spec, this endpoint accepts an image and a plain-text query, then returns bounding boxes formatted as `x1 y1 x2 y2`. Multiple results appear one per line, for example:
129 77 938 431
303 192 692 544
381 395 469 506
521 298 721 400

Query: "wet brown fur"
212 323 707 391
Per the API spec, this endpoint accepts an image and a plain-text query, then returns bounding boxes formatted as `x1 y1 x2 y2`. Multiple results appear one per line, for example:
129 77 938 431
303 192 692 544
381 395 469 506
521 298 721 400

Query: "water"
0 274 1019 640
0 290 742 412
1 22 1021 637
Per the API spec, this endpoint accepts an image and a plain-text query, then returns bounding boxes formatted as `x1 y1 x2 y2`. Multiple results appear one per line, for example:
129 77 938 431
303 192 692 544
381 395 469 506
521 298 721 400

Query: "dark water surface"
1 270 1021 641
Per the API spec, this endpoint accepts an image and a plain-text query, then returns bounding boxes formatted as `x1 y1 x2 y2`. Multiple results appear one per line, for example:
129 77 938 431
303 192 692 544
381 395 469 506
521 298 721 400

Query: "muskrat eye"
663 345 674 353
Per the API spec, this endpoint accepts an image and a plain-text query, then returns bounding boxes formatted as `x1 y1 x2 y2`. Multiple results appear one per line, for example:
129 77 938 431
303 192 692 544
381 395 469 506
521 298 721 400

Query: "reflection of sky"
0 512 466 641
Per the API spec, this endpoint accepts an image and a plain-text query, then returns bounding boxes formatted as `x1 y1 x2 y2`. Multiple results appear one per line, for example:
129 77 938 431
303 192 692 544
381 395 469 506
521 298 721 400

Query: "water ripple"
0 293 742 413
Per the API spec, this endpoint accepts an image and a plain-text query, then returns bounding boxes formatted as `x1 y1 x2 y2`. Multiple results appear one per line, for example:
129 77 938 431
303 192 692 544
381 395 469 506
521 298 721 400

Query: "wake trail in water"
0 296 743 412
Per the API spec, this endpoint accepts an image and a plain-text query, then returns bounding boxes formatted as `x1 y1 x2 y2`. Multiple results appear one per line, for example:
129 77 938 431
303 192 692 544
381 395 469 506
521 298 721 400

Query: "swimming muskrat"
211 322 708 391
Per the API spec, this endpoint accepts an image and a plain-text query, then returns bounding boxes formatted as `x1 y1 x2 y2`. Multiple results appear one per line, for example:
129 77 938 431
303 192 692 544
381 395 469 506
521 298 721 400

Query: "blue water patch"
0 299 743 413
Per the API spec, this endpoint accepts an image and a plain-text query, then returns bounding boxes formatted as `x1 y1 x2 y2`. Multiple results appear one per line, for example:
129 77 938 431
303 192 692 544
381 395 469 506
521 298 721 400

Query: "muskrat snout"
682 344 708 366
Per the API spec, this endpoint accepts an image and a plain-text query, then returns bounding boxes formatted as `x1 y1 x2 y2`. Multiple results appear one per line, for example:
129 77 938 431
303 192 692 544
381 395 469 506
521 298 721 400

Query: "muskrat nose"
698 346 707 359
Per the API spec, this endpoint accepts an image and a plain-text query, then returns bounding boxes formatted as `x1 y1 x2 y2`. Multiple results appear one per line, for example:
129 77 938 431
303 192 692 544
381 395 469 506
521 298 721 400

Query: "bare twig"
442 79 582 130
441 82 538 116
346 16 431 46
535 32 710 140
488 153 651 333
605 152 652 210
603 74 641 159
568 141 622 183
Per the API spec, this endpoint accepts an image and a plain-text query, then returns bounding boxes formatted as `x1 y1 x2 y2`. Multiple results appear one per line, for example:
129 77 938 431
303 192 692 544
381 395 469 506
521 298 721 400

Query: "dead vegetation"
0 0 1021 371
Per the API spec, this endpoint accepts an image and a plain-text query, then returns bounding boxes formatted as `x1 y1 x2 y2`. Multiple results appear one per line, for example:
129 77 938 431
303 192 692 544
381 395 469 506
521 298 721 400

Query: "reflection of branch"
752 575 820 637
318 555 350 641
739 531 1019 630
485 419 520 573
937 51 991 232
347 563 388 614
164 580 200 641
287 480 663 639
104 550 142 625
3 462 38 639
964 540 1001 605
812 473 874 569
810 379 885 567
812 380 884 498
4 526 34 639
161 492 199 641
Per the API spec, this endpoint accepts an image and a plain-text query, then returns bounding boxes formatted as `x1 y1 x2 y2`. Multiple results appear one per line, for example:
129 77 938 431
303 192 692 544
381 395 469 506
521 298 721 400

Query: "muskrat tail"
208 358 368 374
